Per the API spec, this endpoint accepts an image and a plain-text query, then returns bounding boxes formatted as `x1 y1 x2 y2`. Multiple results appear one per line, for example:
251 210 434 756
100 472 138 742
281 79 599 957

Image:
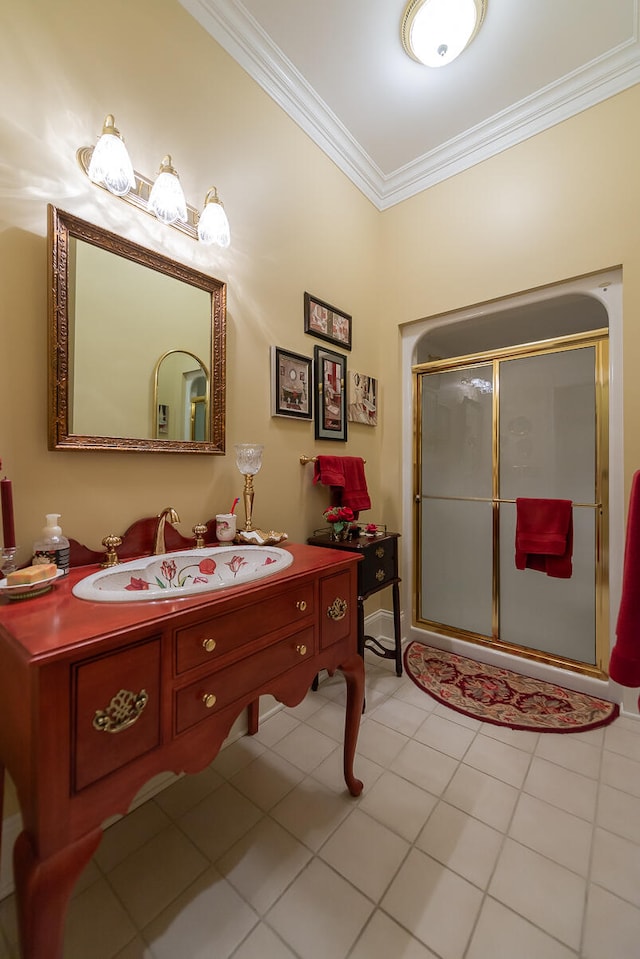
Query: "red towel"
515 498 573 579
313 456 345 487
610 471 640 687
313 455 371 517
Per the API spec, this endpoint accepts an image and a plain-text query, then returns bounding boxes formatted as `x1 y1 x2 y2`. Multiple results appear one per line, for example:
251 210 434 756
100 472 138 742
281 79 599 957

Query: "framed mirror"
48 205 226 453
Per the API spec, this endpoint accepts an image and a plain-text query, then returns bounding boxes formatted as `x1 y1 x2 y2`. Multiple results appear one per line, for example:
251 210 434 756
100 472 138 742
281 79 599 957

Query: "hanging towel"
340 457 371 513
313 456 346 488
610 471 640 687
515 498 573 579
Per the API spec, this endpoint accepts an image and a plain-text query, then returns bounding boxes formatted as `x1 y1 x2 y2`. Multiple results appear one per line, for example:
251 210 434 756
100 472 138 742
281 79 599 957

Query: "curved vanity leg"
338 652 365 797
13 827 102 959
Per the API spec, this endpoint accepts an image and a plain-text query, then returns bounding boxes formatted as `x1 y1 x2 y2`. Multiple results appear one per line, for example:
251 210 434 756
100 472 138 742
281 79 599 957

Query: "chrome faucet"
153 507 181 555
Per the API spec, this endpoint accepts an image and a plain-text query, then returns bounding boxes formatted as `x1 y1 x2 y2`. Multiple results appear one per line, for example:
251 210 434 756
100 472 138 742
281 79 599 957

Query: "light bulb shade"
148 155 188 224
401 0 486 68
197 188 231 247
87 114 136 196
235 443 264 475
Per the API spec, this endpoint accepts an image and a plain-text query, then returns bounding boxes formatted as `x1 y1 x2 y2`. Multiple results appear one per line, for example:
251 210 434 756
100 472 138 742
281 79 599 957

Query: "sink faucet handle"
101 534 122 568
193 524 207 548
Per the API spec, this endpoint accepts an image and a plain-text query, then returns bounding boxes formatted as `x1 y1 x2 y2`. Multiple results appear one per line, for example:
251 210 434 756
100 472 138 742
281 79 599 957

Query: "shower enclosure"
414 329 609 675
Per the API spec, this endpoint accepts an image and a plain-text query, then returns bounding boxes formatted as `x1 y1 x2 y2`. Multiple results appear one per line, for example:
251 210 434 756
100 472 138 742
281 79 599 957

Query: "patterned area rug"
404 642 619 733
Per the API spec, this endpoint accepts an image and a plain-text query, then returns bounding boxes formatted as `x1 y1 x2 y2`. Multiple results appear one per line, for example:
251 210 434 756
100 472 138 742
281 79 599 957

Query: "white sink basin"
72 546 294 602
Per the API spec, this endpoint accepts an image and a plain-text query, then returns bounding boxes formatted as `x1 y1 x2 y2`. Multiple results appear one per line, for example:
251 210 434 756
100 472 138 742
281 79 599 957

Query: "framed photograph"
348 371 378 426
304 292 352 351
271 346 313 419
314 345 347 441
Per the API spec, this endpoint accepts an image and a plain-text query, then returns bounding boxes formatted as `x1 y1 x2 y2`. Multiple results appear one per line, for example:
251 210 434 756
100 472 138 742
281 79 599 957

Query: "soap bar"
5 563 57 586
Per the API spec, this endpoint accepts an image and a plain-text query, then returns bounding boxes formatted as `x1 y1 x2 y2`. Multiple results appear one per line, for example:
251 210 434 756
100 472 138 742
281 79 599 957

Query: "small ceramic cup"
215 513 237 542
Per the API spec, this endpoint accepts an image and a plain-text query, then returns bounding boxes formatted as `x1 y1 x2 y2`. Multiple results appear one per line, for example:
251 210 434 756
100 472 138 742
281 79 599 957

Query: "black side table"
307 531 402 676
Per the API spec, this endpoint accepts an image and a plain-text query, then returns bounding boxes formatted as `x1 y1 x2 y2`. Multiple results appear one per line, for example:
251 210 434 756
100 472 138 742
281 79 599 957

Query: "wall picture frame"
304 292 352 351
271 346 313 419
314 345 347 441
348 371 378 426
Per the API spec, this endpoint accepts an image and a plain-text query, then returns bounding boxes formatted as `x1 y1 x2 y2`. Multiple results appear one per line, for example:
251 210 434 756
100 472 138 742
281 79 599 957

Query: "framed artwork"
314 345 347 441
271 346 313 419
348 371 378 426
304 292 352 351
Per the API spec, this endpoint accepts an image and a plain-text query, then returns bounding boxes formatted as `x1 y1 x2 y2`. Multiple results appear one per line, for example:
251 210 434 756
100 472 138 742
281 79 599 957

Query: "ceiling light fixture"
401 0 486 68
78 115 231 247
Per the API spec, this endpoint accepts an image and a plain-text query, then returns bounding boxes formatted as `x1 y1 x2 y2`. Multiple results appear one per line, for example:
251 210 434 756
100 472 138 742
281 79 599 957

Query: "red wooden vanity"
0 542 364 959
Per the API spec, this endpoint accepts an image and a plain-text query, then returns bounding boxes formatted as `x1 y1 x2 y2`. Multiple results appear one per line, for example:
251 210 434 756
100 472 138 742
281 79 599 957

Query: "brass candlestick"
235 443 264 532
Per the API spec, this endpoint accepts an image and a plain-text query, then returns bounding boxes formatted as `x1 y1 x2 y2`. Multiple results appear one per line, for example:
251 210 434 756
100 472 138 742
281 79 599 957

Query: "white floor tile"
390 739 458 796
349 909 439 959
582 884 640 959
355 718 410 767
535 731 602 779
479 723 540 752
270 723 338 773
310 744 384 794
153 766 223 820
230 749 305 810
305 699 353 741
270 776 354 850
94 801 171 873
266 858 374 959
442 763 519 831
381 848 483 959
368 696 429 737
591 827 640 907
413 713 477 759
359 769 437 841
508 793 593 875
463 734 532 788
319 808 409 901
416 801 503 888
178 783 263 861
489 838 585 949
597 783 640 844
466 897 578 959
600 748 640 798
524 756 598 820
63 878 137 959
604 720 640 763
231 922 298 959
210 735 266 777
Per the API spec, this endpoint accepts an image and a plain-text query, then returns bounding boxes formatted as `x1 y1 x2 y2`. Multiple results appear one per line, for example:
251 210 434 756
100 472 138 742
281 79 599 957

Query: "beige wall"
2 0 640 816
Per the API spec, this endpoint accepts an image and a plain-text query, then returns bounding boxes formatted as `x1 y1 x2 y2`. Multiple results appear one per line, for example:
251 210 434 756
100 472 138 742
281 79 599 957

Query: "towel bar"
300 454 366 465
420 494 599 509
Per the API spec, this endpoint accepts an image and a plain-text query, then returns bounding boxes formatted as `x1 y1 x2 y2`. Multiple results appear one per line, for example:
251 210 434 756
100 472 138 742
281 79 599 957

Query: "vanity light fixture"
77 114 231 246
401 0 486 68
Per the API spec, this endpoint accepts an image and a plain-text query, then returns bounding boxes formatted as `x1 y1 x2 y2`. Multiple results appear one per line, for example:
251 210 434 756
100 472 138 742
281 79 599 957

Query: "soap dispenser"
33 514 70 574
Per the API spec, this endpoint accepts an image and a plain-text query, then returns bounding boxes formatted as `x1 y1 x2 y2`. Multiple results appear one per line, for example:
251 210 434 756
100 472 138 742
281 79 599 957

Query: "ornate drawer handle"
202 638 216 653
327 597 348 621
375 546 385 559
296 644 307 656
93 688 148 734
375 569 386 582
296 600 307 612
202 693 217 709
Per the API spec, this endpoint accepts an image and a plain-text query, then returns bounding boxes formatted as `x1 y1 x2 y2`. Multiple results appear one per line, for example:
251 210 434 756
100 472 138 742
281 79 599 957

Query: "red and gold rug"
404 642 619 733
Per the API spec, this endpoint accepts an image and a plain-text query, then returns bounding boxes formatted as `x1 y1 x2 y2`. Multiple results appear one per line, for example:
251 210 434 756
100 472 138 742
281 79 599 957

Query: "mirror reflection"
48 205 226 453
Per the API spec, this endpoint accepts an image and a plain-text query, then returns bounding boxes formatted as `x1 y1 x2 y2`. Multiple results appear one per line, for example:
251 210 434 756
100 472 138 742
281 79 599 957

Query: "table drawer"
360 542 396 593
175 626 315 733
175 583 315 674
73 637 161 791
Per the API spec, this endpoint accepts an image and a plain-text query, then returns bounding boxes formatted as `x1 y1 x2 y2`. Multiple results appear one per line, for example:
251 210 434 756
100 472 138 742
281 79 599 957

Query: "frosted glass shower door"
499 347 597 663
420 366 494 636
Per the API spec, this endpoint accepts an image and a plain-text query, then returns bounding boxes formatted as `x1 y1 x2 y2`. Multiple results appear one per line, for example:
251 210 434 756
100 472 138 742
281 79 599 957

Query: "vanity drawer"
73 637 162 792
175 626 314 733
174 584 315 674
319 570 354 650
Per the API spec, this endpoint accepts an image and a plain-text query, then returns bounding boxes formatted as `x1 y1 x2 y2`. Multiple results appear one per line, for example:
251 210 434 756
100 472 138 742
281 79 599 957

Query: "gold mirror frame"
47 205 226 454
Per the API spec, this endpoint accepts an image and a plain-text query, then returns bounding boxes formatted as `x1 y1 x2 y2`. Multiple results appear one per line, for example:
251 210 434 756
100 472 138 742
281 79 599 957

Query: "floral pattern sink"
72 546 294 602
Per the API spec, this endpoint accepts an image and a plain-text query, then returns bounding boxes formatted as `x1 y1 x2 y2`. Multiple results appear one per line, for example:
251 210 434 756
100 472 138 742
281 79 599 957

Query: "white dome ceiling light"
401 0 487 68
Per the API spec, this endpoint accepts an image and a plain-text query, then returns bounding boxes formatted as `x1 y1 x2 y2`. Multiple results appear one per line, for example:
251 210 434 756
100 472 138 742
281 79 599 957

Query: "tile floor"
1 652 640 959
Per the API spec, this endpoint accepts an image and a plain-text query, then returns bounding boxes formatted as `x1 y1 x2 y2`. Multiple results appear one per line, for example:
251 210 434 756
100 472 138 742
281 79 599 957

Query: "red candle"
1 478 16 549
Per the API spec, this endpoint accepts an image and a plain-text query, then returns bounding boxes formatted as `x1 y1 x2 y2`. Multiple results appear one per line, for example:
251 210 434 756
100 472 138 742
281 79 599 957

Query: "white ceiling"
179 0 640 209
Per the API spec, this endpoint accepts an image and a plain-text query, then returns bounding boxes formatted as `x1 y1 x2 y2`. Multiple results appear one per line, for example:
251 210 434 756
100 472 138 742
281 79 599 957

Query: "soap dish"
0 568 64 601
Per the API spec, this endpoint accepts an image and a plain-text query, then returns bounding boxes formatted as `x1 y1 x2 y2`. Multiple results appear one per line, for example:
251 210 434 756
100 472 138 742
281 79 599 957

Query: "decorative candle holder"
234 444 264 531
1 546 18 576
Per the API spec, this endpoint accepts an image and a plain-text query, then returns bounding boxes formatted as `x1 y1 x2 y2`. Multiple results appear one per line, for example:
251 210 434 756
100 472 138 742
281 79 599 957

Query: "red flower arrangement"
323 506 356 538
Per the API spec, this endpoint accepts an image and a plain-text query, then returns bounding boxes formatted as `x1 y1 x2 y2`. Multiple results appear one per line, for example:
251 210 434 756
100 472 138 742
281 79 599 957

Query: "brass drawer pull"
375 569 386 582
202 638 216 653
93 688 148 733
327 597 348 622
296 600 307 612
202 693 217 709
375 546 385 559
296 644 307 656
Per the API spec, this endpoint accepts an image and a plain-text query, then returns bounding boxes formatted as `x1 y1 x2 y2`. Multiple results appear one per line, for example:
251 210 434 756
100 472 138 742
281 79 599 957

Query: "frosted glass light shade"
197 188 230 247
87 114 136 196
402 0 485 68
235 444 264 475
148 156 188 224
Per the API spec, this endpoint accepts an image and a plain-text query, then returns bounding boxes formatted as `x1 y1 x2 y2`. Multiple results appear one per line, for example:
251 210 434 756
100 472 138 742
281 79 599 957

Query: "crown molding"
180 0 640 211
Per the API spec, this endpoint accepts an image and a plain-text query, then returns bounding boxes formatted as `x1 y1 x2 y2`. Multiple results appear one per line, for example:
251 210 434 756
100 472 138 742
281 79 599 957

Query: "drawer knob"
376 568 385 582
296 644 307 656
327 597 348 622
93 688 148 734
376 546 385 559
296 600 307 612
202 638 217 653
202 693 217 709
